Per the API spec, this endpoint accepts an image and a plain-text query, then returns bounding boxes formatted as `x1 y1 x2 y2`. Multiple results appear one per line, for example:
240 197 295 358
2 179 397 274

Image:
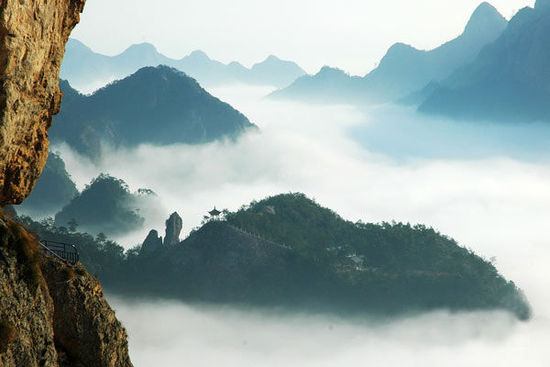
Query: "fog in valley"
108 296 547 367
51 84 550 365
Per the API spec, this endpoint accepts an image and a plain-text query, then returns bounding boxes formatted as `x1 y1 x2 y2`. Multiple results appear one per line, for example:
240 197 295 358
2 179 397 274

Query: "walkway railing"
39 240 80 264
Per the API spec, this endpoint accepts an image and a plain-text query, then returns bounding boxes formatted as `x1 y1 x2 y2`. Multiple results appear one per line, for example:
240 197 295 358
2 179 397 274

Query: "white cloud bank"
109 297 549 367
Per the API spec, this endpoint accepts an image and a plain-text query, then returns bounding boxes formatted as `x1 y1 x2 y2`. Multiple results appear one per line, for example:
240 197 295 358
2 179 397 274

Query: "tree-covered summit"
19 192 531 320
50 66 256 159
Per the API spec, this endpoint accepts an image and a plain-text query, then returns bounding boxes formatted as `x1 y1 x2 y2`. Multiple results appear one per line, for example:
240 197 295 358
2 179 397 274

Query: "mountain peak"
464 2 507 35
316 66 348 78
67 38 91 51
131 65 187 82
125 42 157 52
381 42 419 62
121 43 159 58
253 55 284 67
264 55 281 62
188 50 210 60
319 65 343 73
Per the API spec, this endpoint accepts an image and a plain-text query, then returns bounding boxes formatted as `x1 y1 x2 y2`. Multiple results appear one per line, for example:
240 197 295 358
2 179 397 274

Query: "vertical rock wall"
0 216 133 367
0 1 134 366
0 0 86 205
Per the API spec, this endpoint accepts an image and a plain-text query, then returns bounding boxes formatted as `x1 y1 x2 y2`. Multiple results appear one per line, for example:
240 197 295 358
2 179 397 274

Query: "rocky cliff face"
0 0 134 365
0 0 86 206
0 214 132 367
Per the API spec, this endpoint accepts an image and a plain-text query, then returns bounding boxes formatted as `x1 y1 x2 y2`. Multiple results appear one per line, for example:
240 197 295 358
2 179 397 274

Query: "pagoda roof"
209 207 221 216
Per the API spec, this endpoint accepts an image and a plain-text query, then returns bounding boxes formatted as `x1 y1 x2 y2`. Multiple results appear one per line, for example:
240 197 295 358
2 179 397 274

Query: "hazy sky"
72 0 534 75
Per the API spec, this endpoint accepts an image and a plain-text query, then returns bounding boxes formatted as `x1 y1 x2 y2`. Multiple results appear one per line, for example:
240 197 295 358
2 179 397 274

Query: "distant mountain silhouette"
419 1 550 122
271 2 508 104
50 66 256 159
61 40 306 91
55 174 154 236
270 66 364 104
16 152 78 217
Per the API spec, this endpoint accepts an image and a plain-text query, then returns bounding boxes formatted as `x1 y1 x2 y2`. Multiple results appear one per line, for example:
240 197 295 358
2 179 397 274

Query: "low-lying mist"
55 84 550 364
108 296 549 366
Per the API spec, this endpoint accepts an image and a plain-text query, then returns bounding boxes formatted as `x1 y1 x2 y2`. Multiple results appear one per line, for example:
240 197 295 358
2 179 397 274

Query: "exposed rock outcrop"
42 259 132 367
164 212 183 246
0 215 132 367
141 229 163 253
0 0 134 365
0 0 86 206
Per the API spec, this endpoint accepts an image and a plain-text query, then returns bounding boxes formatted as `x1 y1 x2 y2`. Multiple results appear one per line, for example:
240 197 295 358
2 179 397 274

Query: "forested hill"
16 152 78 217
50 66 256 159
19 193 531 319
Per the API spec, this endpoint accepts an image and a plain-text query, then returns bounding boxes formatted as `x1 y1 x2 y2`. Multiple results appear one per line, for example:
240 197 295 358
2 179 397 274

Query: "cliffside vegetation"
54 174 154 236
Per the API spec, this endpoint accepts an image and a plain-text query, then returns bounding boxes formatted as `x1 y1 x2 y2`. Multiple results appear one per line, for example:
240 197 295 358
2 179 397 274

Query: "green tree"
67 218 79 233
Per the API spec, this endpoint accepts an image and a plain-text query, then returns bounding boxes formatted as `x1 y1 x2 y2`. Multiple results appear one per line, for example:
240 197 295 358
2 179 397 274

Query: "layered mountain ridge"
62 39 306 92
271 2 508 104
419 1 550 122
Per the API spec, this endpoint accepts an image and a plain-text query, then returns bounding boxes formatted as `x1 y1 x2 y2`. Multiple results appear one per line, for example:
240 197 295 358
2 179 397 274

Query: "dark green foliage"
0 321 16 354
18 216 126 283
54 174 147 236
17 152 78 217
18 193 531 320
50 66 256 159
222 193 530 318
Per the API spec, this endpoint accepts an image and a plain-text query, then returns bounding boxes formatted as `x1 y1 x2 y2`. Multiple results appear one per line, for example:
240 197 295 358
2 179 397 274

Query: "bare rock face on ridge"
164 212 183 246
0 0 86 206
142 229 163 253
0 215 133 367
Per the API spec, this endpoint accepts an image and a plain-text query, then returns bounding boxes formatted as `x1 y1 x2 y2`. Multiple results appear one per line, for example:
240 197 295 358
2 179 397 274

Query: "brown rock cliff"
0 215 133 367
0 0 86 205
0 0 134 365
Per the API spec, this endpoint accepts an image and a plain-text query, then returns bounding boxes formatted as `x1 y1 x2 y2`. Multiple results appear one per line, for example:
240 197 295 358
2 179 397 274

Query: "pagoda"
209 207 221 217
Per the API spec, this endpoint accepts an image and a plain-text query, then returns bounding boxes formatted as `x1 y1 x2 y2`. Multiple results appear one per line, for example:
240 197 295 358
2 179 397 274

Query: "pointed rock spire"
141 230 163 253
164 212 183 246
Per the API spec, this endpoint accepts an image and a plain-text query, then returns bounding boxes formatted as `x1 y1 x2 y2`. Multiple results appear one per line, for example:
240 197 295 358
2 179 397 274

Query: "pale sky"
72 0 535 75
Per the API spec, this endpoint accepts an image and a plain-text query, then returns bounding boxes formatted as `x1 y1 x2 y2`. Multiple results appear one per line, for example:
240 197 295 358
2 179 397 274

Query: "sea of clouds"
56 84 550 366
